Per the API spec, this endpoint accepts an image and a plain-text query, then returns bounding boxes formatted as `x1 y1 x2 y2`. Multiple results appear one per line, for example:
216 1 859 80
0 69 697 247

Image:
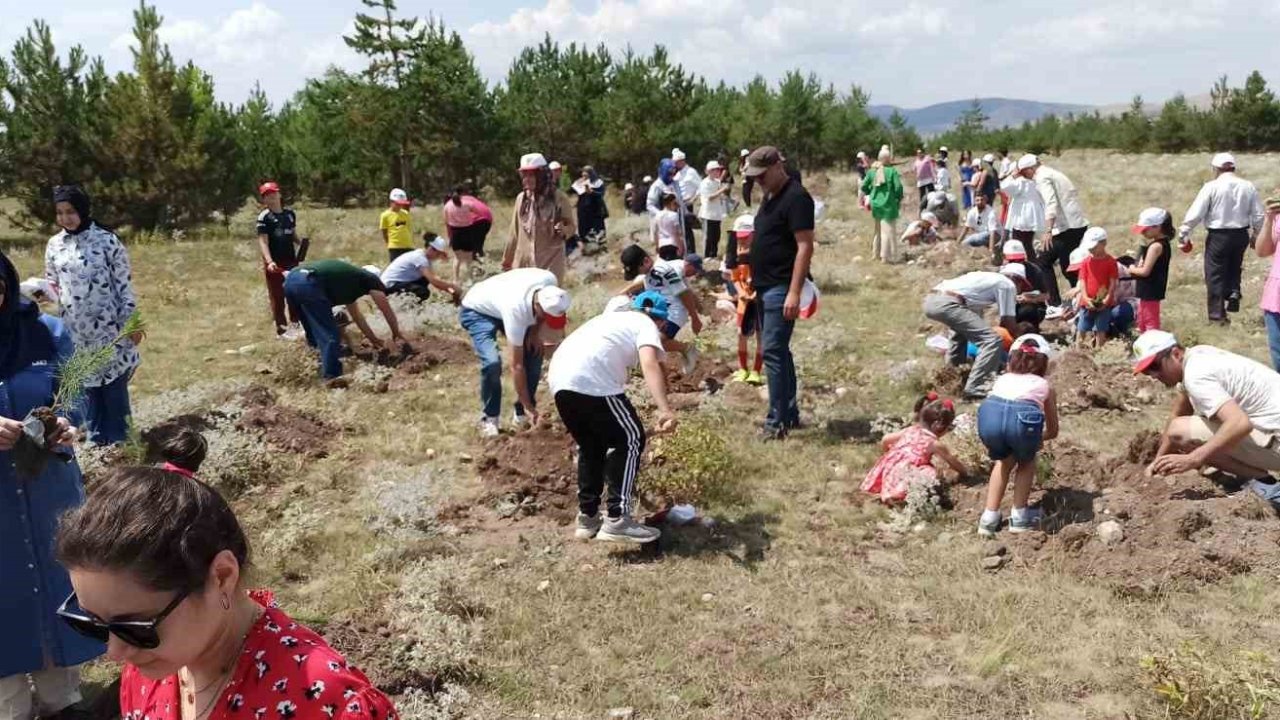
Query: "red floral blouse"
119 592 398 720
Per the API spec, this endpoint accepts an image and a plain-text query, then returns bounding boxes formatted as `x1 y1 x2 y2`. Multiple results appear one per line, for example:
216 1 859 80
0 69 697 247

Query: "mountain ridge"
870 97 1094 136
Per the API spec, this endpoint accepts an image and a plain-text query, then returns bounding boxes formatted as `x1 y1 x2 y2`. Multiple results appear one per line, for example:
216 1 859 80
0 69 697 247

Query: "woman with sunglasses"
1 250 99 720
55 467 398 720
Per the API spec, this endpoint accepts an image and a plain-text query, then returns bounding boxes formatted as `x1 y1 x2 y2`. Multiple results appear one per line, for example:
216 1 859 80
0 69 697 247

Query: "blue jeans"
82 371 132 445
977 396 1044 462
284 270 343 379
1265 311 1280 372
1109 302 1135 335
759 285 799 432
459 308 543 419
963 231 992 248
1076 307 1112 333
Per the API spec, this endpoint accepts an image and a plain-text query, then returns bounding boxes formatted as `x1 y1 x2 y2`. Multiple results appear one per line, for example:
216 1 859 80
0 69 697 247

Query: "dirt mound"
235 385 337 458
929 364 967 396
1053 350 1143 413
668 354 733 394
387 335 474 391
472 425 579 521
1126 429 1162 465
916 241 961 268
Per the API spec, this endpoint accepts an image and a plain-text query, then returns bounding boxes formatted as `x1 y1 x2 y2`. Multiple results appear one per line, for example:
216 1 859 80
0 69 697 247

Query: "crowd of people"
2 136 1278 720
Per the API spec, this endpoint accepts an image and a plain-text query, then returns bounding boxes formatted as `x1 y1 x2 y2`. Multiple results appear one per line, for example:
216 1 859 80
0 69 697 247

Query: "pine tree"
951 99 988 151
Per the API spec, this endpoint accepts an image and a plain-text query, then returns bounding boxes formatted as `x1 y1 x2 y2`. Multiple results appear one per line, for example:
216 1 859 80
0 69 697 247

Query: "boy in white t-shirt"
962 193 1002 253
379 233 460 302
549 290 679 544
651 191 685 260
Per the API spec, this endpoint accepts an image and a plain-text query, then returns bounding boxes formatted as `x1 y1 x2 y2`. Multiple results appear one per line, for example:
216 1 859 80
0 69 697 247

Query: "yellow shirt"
379 208 413 250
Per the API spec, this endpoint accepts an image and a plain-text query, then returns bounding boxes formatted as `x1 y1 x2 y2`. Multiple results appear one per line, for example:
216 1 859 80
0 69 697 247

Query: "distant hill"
869 97 1095 136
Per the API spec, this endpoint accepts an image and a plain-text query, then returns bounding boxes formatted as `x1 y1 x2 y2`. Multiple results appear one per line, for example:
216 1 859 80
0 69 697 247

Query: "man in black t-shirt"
256 181 303 335
744 146 815 440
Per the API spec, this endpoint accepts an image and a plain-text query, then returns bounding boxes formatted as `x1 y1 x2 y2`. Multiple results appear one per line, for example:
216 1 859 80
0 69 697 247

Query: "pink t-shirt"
1262 221 1280 314
462 195 493 223
990 372 1051 409
443 196 492 228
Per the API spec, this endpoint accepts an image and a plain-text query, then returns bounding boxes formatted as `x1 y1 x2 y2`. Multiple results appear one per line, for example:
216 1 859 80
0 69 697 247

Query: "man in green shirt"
283 259 408 383
861 145 904 263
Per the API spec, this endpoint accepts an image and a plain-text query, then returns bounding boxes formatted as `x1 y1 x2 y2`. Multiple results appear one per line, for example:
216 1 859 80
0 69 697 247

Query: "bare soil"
668 354 734 394
467 425 581 522
385 335 474 391
1052 349 1149 414
236 385 338 458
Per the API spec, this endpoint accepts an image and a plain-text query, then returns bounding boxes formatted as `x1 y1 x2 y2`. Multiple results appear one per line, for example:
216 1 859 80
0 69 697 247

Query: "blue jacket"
0 314 104 676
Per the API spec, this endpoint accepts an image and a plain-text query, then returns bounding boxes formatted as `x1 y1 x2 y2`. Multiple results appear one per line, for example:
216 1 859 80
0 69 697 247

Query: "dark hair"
1015 321 1037 337
144 423 208 473
919 399 956 432
620 244 649 280
451 185 464 206
56 466 250 593
1008 342 1050 376
422 231 439 246
661 192 678 208
913 391 940 419
1157 211 1176 242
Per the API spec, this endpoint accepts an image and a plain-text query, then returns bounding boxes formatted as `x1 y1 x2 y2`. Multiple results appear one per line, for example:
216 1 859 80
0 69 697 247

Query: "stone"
700 592 714 603
238 344 258 355
606 709 634 720
537 580 551 592
425 448 437 460
982 542 1008 557
459 453 474 464
492 558 508 568
1097 520 1125 546
981 555 1007 571
834 387 850 398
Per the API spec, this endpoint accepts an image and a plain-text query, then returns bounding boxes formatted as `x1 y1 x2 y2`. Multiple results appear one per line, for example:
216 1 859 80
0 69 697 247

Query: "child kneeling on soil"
862 393 968 504
976 334 1060 536
617 244 703 374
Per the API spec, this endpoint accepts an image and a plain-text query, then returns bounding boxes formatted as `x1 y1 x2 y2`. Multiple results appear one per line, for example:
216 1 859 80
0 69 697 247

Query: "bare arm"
509 342 538 420
1128 242 1164 278
680 289 702 334
880 428 905 452
346 302 381 347
932 442 968 477
421 267 460 297
1188 400 1254 467
258 234 275 268
1258 208 1277 258
1154 390 1196 459
638 345 677 431
503 199 520 270
367 290 405 341
1043 387 1060 441
783 230 815 320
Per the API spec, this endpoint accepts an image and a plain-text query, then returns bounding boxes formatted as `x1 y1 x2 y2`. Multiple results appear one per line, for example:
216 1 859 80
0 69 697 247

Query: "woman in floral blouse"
55 466 398 720
44 185 141 444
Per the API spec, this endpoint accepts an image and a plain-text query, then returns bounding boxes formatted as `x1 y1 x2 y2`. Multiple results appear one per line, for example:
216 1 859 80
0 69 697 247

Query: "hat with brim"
1002 239 1027 262
800 279 820 320
1132 329 1178 374
633 290 670 320
1066 246 1088 272
744 146 781 177
1080 226 1108 252
1211 152 1236 169
1131 207 1168 234
258 181 280 197
519 153 548 171
537 286 571 329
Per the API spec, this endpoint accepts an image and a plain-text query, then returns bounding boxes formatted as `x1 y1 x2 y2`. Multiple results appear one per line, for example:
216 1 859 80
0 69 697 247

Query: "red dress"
860 425 939 503
120 592 397 720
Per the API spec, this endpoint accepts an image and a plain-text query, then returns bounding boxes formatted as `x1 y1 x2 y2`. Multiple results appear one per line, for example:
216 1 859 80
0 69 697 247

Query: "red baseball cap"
258 181 280 197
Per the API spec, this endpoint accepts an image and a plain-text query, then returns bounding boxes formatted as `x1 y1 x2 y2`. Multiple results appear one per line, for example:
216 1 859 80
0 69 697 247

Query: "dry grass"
6 150 1280 719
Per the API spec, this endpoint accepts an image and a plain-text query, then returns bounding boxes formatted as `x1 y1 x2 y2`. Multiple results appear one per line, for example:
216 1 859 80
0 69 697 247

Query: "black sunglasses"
57 591 187 649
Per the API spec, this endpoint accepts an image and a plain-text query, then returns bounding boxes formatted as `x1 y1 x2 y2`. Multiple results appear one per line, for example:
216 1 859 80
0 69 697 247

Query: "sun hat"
1080 226 1108 252
642 175 653 183
632 290 670 320
1131 207 1169 234
744 146 782 177
1000 263 1027 281
740 148 750 157
671 148 687 161
624 182 634 191
856 151 867 159
1012 333 1055 358
536 286 571 329
519 153 548 171
1211 152 1236 169
1002 239 1027 261
1016 153 1039 170
705 160 723 172
1132 330 1179 374
939 146 949 153
982 153 995 164
389 188 410 206
1066 246 1089 272
548 160 561 171
258 181 280 197
732 214 755 238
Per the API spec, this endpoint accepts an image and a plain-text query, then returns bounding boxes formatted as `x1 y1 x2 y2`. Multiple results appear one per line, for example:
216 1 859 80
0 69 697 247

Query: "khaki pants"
0 667 82 720
1183 417 1280 473
872 218 898 263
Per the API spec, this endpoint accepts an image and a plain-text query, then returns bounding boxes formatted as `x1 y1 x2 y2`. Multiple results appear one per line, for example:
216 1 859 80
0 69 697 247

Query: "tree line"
936 72 1280 157
0 0 909 231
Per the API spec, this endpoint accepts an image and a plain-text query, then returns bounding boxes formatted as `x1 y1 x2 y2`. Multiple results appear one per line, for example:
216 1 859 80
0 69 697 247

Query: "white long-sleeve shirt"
1035 165 1088 235
1000 176 1046 232
1180 172 1264 234
673 165 702 205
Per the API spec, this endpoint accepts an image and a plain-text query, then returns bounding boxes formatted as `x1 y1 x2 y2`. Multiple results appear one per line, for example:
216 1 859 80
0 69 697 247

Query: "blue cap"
683 253 704 272
632 290 670 320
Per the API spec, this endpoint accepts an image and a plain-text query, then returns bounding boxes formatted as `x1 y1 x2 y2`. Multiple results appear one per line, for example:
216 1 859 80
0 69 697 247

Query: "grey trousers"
923 293 1003 397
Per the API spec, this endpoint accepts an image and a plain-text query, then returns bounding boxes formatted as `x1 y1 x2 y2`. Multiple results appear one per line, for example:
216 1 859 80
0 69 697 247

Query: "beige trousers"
872 218 898 263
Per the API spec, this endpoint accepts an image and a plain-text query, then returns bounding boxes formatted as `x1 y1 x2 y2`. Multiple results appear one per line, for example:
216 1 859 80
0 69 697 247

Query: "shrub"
643 417 742 507
1141 643 1280 720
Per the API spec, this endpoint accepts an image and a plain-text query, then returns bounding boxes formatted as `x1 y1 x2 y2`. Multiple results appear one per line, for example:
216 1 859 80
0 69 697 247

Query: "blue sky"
3 0 1278 109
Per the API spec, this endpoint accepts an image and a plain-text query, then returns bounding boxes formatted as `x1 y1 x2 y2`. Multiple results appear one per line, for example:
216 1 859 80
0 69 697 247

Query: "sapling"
13 311 146 477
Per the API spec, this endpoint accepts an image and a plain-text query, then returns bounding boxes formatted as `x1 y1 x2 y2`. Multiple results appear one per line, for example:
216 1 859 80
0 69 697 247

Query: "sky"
2 0 1278 109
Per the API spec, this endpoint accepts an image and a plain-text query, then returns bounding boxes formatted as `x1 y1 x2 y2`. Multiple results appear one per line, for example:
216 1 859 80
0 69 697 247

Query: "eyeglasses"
57 591 187 649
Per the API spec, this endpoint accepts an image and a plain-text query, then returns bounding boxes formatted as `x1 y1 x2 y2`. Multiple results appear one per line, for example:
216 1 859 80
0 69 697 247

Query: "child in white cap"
1075 227 1119 349
1127 207 1174 332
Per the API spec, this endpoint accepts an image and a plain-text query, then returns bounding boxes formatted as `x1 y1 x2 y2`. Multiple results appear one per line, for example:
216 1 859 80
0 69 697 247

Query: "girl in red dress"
861 394 969 504
54 466 398 720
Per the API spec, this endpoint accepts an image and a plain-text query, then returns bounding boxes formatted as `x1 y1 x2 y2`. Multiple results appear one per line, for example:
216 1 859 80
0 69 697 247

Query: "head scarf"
657 158 676 185
873 145 893 187
583 166 603 190
53 185 93 234
0 250 56 379
517 166 558 238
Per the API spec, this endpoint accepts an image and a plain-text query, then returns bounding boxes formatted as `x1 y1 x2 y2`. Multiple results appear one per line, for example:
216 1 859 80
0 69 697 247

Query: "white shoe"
480 417 500 438
512 412 531 430
681 346 700 376
597 515 661 544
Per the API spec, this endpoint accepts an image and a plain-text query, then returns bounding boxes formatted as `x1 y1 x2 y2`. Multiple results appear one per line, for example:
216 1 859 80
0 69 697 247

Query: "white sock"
980 509 1001 525
1011 506 1030 520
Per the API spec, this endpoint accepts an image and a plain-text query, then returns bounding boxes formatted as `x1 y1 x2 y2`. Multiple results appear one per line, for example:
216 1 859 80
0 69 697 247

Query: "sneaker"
479 417 500 438
597 515 661 544
1226 294 1241 313
323 376 351 390
1009 509 1043 533
681 346 700 376
746 370 764 386
574 513 603 540
731 369 750 383
512 412 530 430
977 514 1002 538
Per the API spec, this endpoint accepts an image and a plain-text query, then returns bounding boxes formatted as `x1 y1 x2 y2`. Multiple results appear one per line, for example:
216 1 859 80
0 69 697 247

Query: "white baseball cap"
1000 263 1027 281
1017 153 1039 170
1011 333 1055 358
642 175 653 183
389 188 410 205
856 151 867 159
1132 330 1179 374
706 160 723 172
624 182 634 190
1080 226 1108 252
1132 207 1169 233
1067 246 1089 272
519 153 548 171
536 286 571 329
362 264 382 276
1211 152 1236 169
671 148 687 161
982 153 995 163
427 236 448 253
548 160 562 171
740 148 750 157
939 146 949 152
920 211 938 224
1002 239 1027 261
732 213 755 237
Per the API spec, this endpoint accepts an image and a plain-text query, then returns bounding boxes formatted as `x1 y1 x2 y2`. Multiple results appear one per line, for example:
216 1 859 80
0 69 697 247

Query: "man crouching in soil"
1136 330 1280 509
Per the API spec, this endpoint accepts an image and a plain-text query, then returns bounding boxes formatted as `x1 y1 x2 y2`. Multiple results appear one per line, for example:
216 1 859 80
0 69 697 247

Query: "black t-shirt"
1135 237 1171 301
750 178 815 288
257 208 298 265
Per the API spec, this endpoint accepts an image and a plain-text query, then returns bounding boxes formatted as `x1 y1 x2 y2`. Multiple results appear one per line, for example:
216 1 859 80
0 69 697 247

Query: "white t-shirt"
548 311 666 397
460 268 557 347
674 165 702 204
1183 345 1280 433
654 210 681 249
698 177 728 221
965 206 998 234
380 249 432 285
934 272 1017 317
900 221 937 243
643 259 690 327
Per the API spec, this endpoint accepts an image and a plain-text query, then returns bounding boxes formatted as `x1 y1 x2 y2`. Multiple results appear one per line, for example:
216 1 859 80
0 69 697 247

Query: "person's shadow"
619 511 777 571
1038 487 1099 534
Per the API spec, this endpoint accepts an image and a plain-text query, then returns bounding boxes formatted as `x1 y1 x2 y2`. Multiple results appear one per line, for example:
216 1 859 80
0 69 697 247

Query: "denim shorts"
977 396 1045 462
1076 307 1111 333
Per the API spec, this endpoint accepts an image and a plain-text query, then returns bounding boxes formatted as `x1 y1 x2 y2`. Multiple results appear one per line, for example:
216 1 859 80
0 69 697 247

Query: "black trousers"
742 177 754 207
1037 226 1085 306
555 390 646 518
1205 228 1251 321
683 211 697 252
385 278 431 300
703 219 722 258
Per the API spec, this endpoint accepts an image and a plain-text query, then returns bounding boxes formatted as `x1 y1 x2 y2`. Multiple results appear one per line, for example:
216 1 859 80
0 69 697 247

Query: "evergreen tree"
951 99 988 151
344 0 422 189
1152 94 1198 153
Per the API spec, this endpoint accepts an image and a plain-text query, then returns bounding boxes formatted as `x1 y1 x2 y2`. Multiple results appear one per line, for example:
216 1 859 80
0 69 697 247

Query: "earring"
221 593 231 611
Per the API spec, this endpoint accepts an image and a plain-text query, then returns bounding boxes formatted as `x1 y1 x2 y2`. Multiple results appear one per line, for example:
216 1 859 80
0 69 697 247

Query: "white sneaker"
681 346 700 376
574 513 603 540
597 515 661 544
512 412 530 430
480 417 500 438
